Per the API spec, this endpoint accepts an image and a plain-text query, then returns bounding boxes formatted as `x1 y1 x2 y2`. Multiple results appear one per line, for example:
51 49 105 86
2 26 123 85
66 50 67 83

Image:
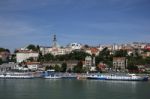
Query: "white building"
40 46 69 56
16 50 39 63
68 43 82 50
40 46 52 55
84 56 92 67
26 62 40 71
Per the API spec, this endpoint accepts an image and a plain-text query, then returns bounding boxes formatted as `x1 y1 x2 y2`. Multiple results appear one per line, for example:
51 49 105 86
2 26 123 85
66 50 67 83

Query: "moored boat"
87 73 149 81
0 72 34 79
43 70 62 79
44 74 62 79
62 73 77 79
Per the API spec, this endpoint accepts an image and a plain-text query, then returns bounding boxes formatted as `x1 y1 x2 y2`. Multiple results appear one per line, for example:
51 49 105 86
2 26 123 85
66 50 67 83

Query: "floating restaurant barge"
0 71 149 81
86 73 149 81
0 72 34 79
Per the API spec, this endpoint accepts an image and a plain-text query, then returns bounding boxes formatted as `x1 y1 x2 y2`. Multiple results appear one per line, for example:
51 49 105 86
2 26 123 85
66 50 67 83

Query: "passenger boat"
0 72 34 79
62 73 77 79
43 70 62 79
44 74 62 79
87 73 149 81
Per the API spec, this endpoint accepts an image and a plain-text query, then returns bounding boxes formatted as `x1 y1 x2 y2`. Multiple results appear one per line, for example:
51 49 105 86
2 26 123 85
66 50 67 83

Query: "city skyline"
0 0 150 51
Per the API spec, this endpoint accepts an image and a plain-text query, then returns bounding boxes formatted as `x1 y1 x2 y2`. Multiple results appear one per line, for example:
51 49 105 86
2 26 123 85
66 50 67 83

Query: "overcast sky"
0 0 150 51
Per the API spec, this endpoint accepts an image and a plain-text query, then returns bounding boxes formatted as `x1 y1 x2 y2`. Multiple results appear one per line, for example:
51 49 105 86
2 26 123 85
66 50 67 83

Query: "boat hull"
0 73 34 79
44 75 62 79
86 74 149 81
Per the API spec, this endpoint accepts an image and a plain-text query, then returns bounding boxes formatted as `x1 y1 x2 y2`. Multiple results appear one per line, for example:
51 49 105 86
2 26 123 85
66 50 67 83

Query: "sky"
0 0 150 51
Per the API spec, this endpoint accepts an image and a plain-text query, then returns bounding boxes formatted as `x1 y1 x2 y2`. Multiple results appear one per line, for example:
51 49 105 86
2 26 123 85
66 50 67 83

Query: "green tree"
0 58 3 65
144 57 150 64
69 50 90 60
67 68 72 73
61 62 67 72
84 44 90 48
38 52 44 62
43 53 54 62
10 54 16 62
127 65 138 72
0 48 10 53
36 45 40 51
27 44 38 51
0 48 6 52
27 57 34 62
96 47 113 67
45 65 54 71
114 50 127 57
73 61 83 73
54 64 61 72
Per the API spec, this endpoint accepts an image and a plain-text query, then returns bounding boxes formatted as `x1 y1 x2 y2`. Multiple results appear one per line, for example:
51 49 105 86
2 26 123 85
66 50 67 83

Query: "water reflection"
0 79 150 99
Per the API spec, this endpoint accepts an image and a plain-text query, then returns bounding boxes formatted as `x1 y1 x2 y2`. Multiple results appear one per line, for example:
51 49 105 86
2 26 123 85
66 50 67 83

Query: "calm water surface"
0 79 150 99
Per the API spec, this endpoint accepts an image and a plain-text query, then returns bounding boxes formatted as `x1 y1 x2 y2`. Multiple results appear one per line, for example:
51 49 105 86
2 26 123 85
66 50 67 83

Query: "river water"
0 79 150 99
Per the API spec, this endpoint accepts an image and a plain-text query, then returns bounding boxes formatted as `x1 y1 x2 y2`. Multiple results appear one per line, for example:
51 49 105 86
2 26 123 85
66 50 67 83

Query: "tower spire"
52 34 57 48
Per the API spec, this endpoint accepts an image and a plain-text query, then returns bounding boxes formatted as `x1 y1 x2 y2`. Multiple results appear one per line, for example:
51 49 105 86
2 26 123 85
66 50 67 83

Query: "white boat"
87 73 149 81
44 74 62 79
0 72 34 79
43 70 62 79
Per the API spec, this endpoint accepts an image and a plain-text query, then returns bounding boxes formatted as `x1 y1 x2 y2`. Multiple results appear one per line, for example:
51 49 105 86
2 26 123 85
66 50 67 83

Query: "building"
42 60 78 70
113 57 127 71
40 46 52 55
0 62 17 72
68 43 82 50
85 47 99 56
84 56 92 67
16 50 39 63
40 35 72 56
26 62 40 71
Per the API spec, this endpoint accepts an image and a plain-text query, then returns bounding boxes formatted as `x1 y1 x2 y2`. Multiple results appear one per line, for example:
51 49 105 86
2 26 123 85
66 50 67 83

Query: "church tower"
52 34 57 47
52 34 59 48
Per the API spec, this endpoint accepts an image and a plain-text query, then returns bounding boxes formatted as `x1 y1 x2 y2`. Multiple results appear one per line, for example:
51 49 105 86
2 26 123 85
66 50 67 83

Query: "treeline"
38 50 91 62
44 61 87 73
96 47 150 72
0 47 10 65
0 47 10 53
26 43 150 72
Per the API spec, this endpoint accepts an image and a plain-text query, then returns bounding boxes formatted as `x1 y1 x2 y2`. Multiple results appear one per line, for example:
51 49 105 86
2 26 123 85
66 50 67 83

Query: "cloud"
0 18 35 37
0 0 150 50
0 0 75 11
0 16 53 50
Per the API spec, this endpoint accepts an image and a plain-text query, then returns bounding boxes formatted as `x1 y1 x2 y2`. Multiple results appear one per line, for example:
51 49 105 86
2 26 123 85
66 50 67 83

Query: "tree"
27 57 34 62
114 50 127 57
43 53 54 62
10 54 16 62
45 65 54 71
38 52 44 62
127 65 138 72
73 61 83 73
36 45 40 51
69 50 90 60
61 62 67 72
67 68 72 73
96 47 113 67
84 44 90 48
0 48 6 52
0 58 3 65
144 57 150 64
5 49 10 53
0 48 10 53
54 64 61 72
27 44 38 51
